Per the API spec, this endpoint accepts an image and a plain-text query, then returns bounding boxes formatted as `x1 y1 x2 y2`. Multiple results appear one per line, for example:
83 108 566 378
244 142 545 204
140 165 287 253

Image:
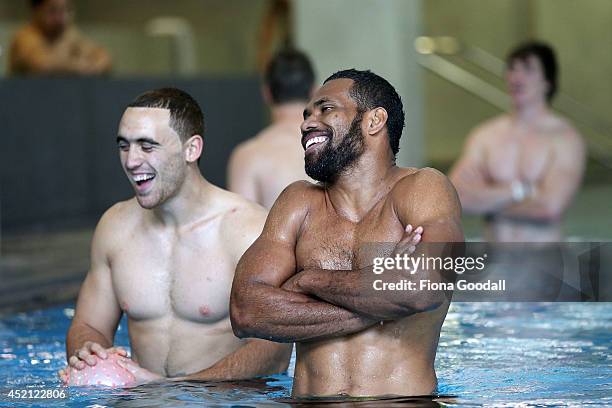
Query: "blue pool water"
0 302 610 407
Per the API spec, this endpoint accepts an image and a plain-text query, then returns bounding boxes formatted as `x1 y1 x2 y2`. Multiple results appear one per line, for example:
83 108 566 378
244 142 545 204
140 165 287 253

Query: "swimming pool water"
0 302 610 407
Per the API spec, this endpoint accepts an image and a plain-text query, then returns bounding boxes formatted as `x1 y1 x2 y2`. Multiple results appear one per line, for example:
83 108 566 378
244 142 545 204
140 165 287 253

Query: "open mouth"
303 132 330 154
131 173 156 191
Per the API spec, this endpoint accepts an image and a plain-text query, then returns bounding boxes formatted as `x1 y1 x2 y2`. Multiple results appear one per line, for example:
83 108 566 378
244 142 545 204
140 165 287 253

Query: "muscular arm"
449 127 515 214
230 182 377 343
293 169 464 320
179 339 291 381
66 211 123 359
499 131 585 222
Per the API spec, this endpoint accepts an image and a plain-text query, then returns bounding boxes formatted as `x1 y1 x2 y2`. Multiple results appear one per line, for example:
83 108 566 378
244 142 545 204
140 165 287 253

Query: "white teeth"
133 174 154 182
305 136 328 150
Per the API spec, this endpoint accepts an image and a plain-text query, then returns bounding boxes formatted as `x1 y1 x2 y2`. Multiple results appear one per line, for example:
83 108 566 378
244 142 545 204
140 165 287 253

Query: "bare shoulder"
273 180 322 212
231 125 285 160
392 167 461 220
470 115 508 140
260 180 322 239
216 189 266 246
92 198 141 252
546 114 585 148
210 188 268 264
11 24 41 47
230 137 260 167
393 167 455 196
97 198 140 232
220 189 267 230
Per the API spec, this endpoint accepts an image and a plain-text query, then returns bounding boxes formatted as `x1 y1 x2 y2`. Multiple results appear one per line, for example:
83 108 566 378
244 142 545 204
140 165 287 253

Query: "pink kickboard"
65 354 136 387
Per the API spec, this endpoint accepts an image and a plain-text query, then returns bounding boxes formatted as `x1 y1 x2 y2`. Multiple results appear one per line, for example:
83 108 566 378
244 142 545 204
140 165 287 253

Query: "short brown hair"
127 87 204 142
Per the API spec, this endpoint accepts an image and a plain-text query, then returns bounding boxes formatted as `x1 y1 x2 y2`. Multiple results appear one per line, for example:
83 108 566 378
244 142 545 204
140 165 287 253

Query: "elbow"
413 292 446 313
540 203 564 223
454 189 483 215
394 291 446 317
229 298 256 339
529 202 564 223
373 297 444 320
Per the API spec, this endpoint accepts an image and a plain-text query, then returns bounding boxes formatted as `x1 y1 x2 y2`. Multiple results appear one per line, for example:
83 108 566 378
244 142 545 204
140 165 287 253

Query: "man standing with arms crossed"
228 49 315 208
449 42 585 242
61 88 291 384
231 70 463 397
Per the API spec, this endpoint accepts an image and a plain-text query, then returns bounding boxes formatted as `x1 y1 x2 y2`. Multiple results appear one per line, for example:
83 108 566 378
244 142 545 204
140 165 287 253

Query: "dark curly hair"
324 69 405 157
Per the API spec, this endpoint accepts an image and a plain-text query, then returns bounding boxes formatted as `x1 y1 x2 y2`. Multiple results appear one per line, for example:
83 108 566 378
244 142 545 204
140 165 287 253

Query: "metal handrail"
415 36 612 167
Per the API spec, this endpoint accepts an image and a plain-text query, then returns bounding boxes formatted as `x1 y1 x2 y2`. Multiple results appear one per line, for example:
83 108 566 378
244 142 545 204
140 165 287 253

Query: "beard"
304 112 365 184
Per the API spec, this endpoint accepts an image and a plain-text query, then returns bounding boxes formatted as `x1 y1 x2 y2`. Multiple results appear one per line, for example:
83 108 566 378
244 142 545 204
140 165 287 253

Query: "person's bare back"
229 116 312 209
228 49 315 208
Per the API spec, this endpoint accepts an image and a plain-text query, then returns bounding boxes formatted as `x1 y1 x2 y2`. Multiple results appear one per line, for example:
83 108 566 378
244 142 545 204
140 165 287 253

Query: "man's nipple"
198 305 211 316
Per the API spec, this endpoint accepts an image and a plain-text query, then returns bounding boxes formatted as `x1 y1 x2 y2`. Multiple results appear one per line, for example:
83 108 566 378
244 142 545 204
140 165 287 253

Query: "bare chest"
296 199 404 271
485 131 555 183
111 231 234 323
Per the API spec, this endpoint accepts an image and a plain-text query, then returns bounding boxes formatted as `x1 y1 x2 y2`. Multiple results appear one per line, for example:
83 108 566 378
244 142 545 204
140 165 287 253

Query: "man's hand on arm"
230 182 378 344
499 132 585 222
115 340 291 385
231 238 378 343
289 170 464 321
176 340 292 382
450 157 516 215
449 128 516 214
287 224 423 320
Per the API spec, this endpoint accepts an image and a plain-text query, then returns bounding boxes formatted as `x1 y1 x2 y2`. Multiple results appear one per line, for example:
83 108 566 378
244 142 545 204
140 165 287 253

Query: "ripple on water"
0 302 610 407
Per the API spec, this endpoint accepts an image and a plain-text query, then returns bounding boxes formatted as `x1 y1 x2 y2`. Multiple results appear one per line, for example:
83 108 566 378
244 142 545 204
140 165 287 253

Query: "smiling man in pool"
60 87 291 385
230 69 463 397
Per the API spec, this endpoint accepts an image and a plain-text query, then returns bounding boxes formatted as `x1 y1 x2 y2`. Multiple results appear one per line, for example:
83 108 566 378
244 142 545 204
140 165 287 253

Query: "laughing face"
117 107 187 209
301 78 365 184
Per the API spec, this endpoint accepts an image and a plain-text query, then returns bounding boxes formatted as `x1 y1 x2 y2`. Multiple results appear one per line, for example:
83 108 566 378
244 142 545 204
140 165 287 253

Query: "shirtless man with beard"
60 88 291 384
231 69 463 397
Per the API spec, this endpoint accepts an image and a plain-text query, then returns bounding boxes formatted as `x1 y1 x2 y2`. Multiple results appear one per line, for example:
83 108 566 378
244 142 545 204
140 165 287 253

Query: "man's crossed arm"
230 171 463 343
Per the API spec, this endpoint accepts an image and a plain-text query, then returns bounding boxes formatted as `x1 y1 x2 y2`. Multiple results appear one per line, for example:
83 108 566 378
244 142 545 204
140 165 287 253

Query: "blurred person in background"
449 41 585 242
8 0 112 76
228 49 315 209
